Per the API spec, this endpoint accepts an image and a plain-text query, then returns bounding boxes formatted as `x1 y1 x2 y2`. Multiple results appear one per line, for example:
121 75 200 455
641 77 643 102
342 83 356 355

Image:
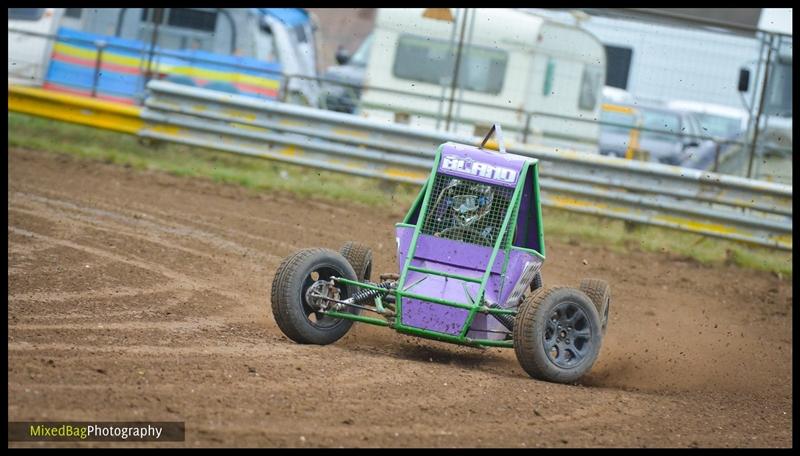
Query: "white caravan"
358 8 606 150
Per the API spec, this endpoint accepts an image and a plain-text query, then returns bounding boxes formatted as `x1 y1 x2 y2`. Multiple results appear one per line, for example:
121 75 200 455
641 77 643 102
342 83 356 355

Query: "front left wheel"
270 248 360 345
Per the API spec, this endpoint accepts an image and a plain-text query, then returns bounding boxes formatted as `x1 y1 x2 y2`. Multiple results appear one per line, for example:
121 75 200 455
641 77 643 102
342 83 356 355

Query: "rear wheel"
579 278 611 335
270 248 359 345
529 271 543 293
513 287 602 383
340 241 373 282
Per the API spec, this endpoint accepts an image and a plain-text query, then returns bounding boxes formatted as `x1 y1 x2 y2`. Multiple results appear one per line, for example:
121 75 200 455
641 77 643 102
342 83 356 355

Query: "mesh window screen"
421 174 514 247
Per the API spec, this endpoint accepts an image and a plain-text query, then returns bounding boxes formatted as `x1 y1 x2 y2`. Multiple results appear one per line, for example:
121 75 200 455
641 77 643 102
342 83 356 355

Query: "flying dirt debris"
8 146 792 447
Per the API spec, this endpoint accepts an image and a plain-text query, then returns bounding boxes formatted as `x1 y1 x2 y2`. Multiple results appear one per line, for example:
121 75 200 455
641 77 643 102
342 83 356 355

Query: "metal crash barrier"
8 81 793 250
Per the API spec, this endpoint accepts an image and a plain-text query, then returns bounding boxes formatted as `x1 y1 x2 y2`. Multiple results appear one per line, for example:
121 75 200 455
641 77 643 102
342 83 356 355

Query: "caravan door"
523 20 605 152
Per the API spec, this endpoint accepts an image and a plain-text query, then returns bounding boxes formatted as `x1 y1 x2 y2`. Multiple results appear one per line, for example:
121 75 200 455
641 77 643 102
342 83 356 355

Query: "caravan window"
137 9 228 53
167 9 218 32
393 34 507 94
765 59 792 117
65 8 83 19
141 9 218 32
255 24 278 62
604 45 633 90
141 8 164 24
8 8 45 21
294 24 308 44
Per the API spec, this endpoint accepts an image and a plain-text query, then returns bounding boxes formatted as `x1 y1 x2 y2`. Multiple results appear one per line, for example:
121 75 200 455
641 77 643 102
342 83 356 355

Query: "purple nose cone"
402 299 471 335
400 261 480 335
396 231 540 340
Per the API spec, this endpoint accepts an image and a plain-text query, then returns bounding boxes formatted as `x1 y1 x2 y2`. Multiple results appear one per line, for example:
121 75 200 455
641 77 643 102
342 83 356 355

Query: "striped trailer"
44 27 283 105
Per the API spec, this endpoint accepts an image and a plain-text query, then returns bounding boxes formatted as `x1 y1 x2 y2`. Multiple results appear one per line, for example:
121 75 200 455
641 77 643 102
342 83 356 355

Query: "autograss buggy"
270 125 611 383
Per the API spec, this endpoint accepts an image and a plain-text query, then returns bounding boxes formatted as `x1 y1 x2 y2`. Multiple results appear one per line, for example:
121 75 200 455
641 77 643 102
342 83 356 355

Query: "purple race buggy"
270 125 611 383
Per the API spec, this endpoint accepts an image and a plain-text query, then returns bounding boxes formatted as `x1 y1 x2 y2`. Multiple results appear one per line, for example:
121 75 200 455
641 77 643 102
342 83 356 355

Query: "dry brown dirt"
7 147 793 447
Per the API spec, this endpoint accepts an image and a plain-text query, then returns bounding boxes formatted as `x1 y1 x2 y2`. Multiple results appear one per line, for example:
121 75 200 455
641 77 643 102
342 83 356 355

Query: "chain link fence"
8 8 793 184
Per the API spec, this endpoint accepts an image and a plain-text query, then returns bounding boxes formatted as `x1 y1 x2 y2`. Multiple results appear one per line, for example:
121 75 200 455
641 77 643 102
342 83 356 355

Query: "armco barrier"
9 84 143 134
8 82 793 250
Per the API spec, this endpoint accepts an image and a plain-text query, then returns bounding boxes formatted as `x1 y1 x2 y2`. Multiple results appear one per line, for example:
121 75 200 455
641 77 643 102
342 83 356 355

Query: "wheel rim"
300 265 349 329
543 300 593 368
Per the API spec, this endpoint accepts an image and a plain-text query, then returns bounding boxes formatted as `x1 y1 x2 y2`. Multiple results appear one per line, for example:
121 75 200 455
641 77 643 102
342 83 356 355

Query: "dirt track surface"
8 148 793 447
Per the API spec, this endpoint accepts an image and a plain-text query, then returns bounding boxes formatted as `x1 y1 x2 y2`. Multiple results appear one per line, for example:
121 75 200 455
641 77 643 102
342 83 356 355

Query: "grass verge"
8 112 792 277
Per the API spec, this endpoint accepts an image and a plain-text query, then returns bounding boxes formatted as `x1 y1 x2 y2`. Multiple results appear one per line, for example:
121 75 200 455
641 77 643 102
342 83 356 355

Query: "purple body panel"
415 235 504 272
395 226 542 340
400 270 475 335
402 299 470 335
396 224 414 271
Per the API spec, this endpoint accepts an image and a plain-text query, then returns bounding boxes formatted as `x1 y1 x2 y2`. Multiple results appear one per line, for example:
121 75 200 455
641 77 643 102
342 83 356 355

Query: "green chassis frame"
323 144 546 349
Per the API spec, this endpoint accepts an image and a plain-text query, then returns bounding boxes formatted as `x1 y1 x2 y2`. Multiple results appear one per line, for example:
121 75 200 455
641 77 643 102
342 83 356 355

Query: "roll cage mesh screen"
421 173 514 247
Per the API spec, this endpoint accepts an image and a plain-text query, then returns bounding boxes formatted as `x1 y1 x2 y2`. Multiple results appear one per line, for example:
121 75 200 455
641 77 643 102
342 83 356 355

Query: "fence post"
746 33 775 179
522 112 532 144
91 40 106 98
713 141 722 173
279 75 292 102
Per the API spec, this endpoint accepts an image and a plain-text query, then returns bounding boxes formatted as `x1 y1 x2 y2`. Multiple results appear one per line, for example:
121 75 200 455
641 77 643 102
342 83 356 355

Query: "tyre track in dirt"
8 148 792 447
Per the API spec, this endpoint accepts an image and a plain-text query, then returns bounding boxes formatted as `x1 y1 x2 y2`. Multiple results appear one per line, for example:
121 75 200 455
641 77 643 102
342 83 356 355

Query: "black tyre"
340 241 373 282
579 278 611 335
270 248 360 345
513 287 603 384
529 271 543 293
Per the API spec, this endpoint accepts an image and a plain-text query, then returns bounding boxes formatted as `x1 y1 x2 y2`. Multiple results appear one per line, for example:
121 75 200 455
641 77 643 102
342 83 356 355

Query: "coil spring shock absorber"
490 303 515 331
349 281 395 305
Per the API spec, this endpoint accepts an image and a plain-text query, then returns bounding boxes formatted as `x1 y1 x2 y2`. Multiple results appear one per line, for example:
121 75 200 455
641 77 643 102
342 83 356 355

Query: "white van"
8 8 64 85
358 8 606 149
666 99 749 139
